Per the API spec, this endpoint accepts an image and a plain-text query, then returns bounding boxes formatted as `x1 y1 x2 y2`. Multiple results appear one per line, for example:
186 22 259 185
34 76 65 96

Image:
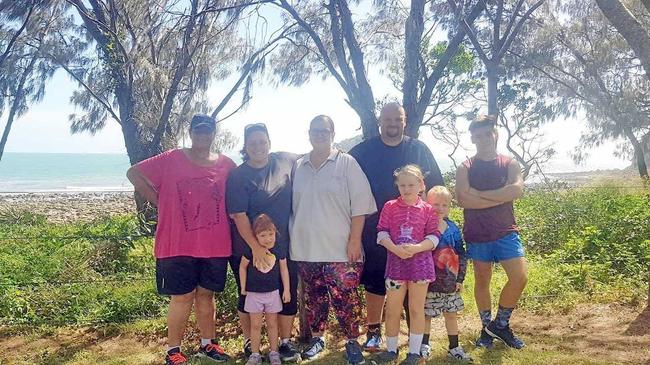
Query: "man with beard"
349 102 444 352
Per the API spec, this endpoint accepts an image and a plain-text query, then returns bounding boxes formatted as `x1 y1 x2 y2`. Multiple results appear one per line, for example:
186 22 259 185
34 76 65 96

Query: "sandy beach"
0 192 135 223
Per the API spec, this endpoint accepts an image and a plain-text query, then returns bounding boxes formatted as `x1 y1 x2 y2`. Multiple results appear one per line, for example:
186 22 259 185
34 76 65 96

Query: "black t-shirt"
226 152 298 257
348 136 444 246
244 246 286 293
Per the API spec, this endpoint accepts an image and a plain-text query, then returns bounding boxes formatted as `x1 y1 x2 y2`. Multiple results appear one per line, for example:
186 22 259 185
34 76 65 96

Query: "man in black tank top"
455 115 528 349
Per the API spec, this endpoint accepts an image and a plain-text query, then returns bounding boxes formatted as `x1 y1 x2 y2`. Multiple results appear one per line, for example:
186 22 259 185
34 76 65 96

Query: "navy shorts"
467 232 525 263
229 255 299 316
156 256 228 295
360 238 388 296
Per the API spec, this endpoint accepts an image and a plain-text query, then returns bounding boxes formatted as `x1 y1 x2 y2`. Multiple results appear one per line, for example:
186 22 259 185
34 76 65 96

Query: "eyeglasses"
309 128 333 136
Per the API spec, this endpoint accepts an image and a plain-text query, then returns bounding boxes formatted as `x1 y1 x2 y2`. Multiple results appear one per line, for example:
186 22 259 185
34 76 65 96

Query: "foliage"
0 186 647 329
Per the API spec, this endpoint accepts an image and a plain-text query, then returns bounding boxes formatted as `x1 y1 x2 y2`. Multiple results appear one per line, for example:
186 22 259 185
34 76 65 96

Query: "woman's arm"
230 213 273 271
126 166 159 206
239 256 250 295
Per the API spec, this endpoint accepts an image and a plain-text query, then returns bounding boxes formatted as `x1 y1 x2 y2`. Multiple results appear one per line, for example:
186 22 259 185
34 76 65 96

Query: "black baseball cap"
190 114 216 131
468 114 497 132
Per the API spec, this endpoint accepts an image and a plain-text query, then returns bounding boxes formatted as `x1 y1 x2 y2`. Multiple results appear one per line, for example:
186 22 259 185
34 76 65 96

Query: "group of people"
127 103 528 365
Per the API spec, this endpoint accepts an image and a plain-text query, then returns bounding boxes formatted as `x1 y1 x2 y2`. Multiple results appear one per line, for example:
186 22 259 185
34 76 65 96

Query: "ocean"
0 152 246 193
0 153 134 192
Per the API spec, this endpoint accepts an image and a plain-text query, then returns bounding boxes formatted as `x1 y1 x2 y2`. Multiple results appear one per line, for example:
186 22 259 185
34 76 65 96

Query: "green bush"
0 186 648 328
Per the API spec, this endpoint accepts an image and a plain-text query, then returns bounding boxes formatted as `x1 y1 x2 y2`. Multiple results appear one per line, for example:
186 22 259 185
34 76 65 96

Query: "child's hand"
282 290 291 303
455 283 463 292
403 244 423 254
395 246 414 259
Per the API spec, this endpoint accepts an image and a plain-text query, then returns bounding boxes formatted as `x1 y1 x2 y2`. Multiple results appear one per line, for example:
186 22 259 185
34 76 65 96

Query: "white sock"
281 338 290 344
386 336 398 352
201 338 212 347
167 346 180 354
408 333 423 355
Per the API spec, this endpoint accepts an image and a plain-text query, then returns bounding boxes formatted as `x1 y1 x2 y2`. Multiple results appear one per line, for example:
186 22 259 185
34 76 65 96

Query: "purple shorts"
244 290 283 314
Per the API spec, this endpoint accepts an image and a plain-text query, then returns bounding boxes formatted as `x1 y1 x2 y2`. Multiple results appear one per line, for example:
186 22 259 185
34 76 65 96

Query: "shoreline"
0 191 135 223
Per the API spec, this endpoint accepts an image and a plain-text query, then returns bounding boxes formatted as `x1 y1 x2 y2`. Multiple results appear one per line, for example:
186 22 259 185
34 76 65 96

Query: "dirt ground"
0 303 647 365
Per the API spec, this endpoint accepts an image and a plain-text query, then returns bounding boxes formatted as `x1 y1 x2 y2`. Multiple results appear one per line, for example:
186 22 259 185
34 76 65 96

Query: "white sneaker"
419 344 431 359
447 346 472 362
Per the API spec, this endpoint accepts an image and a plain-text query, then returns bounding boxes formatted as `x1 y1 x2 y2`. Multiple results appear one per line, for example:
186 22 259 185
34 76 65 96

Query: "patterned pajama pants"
298 262 363 339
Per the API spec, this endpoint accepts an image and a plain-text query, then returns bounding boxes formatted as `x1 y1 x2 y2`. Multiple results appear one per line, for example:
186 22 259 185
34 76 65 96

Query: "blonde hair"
427 185 452 203
394 164 426 194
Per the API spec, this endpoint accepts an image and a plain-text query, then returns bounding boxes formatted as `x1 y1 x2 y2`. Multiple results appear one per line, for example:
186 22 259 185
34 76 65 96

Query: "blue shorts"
467 232 525 263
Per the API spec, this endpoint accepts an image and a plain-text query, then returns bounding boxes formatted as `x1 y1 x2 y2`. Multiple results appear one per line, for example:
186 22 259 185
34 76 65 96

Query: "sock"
422 333 430 346
315 336 325 344
386 336 398 352
448 335 459 349
347 337 358 343
495 305 514 329
281 338 290 344
167 346 180 355
408 333 423 355
201 338 212 347
479 310 492 328
368 323 381 335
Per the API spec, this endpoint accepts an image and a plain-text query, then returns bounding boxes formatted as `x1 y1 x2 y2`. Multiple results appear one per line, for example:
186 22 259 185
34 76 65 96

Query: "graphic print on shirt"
177 176 223 231
397 224 414 244
434 246 459 276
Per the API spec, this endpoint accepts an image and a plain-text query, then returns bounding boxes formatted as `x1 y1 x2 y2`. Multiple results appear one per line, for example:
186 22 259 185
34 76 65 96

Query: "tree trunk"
403 0 425 139
487 62 499 117
0 55 37 162
622 126 649 178
595 0 650 81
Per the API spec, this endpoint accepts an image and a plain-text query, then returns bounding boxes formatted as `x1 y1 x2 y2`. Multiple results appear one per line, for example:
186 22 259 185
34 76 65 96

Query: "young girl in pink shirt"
376 165 441 365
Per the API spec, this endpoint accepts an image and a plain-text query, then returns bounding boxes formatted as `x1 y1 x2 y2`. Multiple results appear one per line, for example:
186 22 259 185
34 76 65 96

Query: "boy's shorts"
156 256 228 295
424 291 464 317
244 290 283 314
467 232 525 263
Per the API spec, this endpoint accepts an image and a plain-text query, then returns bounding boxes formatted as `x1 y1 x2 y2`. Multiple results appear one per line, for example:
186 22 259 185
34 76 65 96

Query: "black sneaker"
302 337 325 360
485 321 525 349
345 340 365 365
374 350 398 364
244 338 252 358
399 353 421 365
197 340 231 362
165 348 188 365
279 340 301 362
475 327 494 349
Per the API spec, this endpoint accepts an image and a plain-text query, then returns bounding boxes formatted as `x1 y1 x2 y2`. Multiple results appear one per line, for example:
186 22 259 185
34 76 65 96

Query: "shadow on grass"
624 303 649 336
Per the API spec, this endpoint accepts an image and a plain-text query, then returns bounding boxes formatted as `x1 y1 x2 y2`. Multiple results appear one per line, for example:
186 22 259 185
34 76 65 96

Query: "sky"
2 64 631 175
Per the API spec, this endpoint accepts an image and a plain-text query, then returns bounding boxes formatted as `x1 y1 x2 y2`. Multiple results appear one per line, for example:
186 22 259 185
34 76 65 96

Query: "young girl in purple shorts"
240 214 291 365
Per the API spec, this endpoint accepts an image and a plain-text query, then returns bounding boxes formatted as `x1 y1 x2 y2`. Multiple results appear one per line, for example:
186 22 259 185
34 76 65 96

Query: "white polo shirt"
289 149 377 262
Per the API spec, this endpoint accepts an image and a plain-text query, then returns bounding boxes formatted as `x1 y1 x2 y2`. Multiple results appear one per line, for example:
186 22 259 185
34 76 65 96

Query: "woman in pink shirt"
127 114 236 365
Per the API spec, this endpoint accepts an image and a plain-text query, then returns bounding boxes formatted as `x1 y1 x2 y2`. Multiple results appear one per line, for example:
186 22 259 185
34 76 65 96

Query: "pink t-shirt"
136 149 236 258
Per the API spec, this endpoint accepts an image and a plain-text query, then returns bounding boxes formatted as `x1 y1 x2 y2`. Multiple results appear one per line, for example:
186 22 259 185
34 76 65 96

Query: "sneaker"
269 351 282 365
399 353 421 365
165 349 188 365
244 338 252 358
474 328 494 349
302 337 325 360
485 321 525 349
279 341 301 362
419 344 431 359
373 350 398 364
345 340 366 365
363 331 383 352
447 346 472 362
198 340 231 362
246 353 263 365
